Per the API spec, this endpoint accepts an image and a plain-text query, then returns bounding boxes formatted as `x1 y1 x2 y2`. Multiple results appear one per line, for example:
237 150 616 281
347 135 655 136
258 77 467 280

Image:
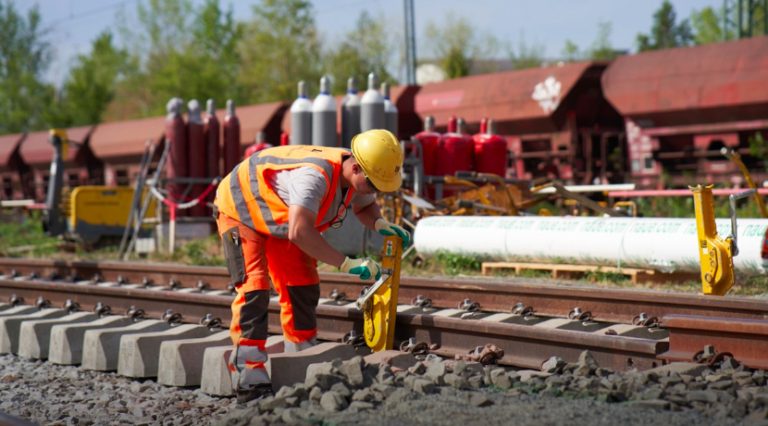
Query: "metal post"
403 0 416 85
44 130 67 236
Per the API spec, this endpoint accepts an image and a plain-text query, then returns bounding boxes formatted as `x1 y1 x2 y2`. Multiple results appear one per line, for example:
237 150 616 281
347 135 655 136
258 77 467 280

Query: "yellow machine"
67 186 155 245
690 184 754 295
356 236 402 352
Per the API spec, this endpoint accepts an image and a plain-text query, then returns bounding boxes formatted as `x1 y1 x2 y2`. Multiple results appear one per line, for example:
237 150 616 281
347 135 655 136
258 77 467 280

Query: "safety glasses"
329 203 348 229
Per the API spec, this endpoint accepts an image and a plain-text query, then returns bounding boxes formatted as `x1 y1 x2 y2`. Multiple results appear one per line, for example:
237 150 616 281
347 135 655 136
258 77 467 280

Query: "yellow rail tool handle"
691 185 735 296
361 235 402 352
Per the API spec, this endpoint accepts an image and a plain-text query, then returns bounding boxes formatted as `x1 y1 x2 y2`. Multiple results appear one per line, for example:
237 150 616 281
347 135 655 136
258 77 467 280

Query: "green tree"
110 0 242 117
636 0 694 51
508 35 544 70
588 22 621 60
561 39 581 62
60 31 130 126
690 6 729 44
238 0 322 102
323 11 395 94
425 13 500 78
0 1 56 134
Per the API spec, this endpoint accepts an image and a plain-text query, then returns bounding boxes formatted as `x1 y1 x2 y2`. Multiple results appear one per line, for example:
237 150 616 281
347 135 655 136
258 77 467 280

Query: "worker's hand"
339 257 382 281
374 218 411 247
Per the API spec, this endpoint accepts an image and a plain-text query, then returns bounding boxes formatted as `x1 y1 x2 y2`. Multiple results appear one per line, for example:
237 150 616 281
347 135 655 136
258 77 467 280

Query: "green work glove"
374 218 411 247
339 257 382 281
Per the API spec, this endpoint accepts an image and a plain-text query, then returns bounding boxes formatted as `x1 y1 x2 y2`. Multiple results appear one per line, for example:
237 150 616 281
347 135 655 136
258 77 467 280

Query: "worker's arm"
355 199 411 246
353 200 382 230
288 204 346 267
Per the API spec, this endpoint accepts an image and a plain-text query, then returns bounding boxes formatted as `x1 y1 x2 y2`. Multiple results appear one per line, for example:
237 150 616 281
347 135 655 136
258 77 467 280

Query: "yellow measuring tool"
355 235 402 352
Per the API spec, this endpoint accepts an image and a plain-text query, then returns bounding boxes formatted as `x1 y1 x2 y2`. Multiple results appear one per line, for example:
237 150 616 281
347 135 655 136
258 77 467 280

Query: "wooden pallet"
480 261 694 284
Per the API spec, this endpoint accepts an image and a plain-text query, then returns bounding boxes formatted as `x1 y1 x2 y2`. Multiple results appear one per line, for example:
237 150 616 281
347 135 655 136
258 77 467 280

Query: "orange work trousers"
216 213 320 388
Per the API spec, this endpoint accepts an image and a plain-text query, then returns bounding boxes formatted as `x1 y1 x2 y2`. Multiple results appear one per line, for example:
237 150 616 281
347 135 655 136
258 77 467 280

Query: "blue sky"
18 0 721 85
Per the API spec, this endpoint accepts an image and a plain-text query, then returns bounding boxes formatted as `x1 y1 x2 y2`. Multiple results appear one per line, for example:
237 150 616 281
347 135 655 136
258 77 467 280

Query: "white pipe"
534 183 636 194
414 216 768 274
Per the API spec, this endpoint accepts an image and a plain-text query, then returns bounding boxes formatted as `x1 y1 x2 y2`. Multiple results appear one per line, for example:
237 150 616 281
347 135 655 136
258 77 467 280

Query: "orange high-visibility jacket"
214 145 354 238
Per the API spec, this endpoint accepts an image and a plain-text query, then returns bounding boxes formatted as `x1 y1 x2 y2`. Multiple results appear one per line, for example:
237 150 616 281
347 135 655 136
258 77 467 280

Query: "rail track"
0 257 766 377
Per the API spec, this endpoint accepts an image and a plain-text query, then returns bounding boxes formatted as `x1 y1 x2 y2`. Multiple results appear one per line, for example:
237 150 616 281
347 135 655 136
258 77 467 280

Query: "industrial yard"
1 0 768 425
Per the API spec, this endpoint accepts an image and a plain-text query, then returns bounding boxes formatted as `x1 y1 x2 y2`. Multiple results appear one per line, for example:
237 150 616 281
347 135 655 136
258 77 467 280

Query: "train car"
89 115 166 186
18 126 97 202
413 61 625 184
0 133 29 200
603 37 768 189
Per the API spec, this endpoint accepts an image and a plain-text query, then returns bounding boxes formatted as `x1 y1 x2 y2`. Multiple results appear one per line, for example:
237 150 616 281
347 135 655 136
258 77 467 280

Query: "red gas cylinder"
165 98 187 214
222 100 241 176
203 99 220 217
204 99 221 179
413 116 440 176
436 117 473 177
473 118 507 177
187 100 206 217
280 132 289 146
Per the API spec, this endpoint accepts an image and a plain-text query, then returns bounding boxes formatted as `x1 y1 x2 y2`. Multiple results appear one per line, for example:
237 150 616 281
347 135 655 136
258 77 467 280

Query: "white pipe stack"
414 216 768 274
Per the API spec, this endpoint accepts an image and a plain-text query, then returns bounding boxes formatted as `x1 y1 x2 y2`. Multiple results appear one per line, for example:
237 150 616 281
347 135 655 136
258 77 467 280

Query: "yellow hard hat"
351 129 403 193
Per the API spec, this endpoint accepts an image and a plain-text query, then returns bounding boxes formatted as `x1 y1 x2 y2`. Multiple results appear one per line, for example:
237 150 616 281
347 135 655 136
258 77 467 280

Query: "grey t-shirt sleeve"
271 167 329 213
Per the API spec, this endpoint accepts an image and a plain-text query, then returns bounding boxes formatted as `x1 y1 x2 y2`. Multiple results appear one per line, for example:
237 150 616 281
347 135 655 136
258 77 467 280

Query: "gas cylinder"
290 81 312 145
165 97 187 212
473 118 507 177
204 99 220 179
280 132 289 146
187 100 206 217
436 116 474 177
312 76 337 147
244 132 273 158
382 82 398 138
413 116 440 177
222 99 241 175
360 72 384 131
341 77 360 148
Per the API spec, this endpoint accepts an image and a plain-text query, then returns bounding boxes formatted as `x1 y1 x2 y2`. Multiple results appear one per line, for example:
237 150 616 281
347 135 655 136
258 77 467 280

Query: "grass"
0 211 61 257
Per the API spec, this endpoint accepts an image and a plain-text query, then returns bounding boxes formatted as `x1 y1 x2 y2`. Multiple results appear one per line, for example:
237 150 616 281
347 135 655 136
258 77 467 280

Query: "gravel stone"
425 361 447 385
1 348 761 426
490 368 512 390
319 391 348 412
338 356 365 388
541 356 566 374
444 373 468 390
308 386 322 402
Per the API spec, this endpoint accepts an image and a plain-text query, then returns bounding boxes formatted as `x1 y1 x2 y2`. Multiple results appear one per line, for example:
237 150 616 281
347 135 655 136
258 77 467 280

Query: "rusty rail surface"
1 258 767 324
1 258 767 371
660 314 768 370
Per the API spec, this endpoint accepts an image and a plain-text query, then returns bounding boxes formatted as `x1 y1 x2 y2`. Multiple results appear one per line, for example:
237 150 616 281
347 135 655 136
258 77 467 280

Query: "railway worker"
213 129 410 403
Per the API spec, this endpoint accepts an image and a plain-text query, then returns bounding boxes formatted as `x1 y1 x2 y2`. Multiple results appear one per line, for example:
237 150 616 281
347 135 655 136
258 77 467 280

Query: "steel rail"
1 258 767 324
660 314 768 370
0 277 664 371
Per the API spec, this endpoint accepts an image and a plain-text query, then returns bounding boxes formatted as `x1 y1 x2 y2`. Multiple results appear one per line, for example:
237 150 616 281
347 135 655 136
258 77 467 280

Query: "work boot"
236 384 274 405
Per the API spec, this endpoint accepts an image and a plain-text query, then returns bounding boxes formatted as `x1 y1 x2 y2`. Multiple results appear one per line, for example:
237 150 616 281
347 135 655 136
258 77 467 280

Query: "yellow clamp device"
356 235 402 352
690 185 753 296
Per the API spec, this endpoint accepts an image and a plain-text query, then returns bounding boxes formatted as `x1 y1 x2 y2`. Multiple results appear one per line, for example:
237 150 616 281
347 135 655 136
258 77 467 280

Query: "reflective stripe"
248 154 336 237
284 338 317 353
237 366 270 387
235 343 268 365
229 163 255 230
